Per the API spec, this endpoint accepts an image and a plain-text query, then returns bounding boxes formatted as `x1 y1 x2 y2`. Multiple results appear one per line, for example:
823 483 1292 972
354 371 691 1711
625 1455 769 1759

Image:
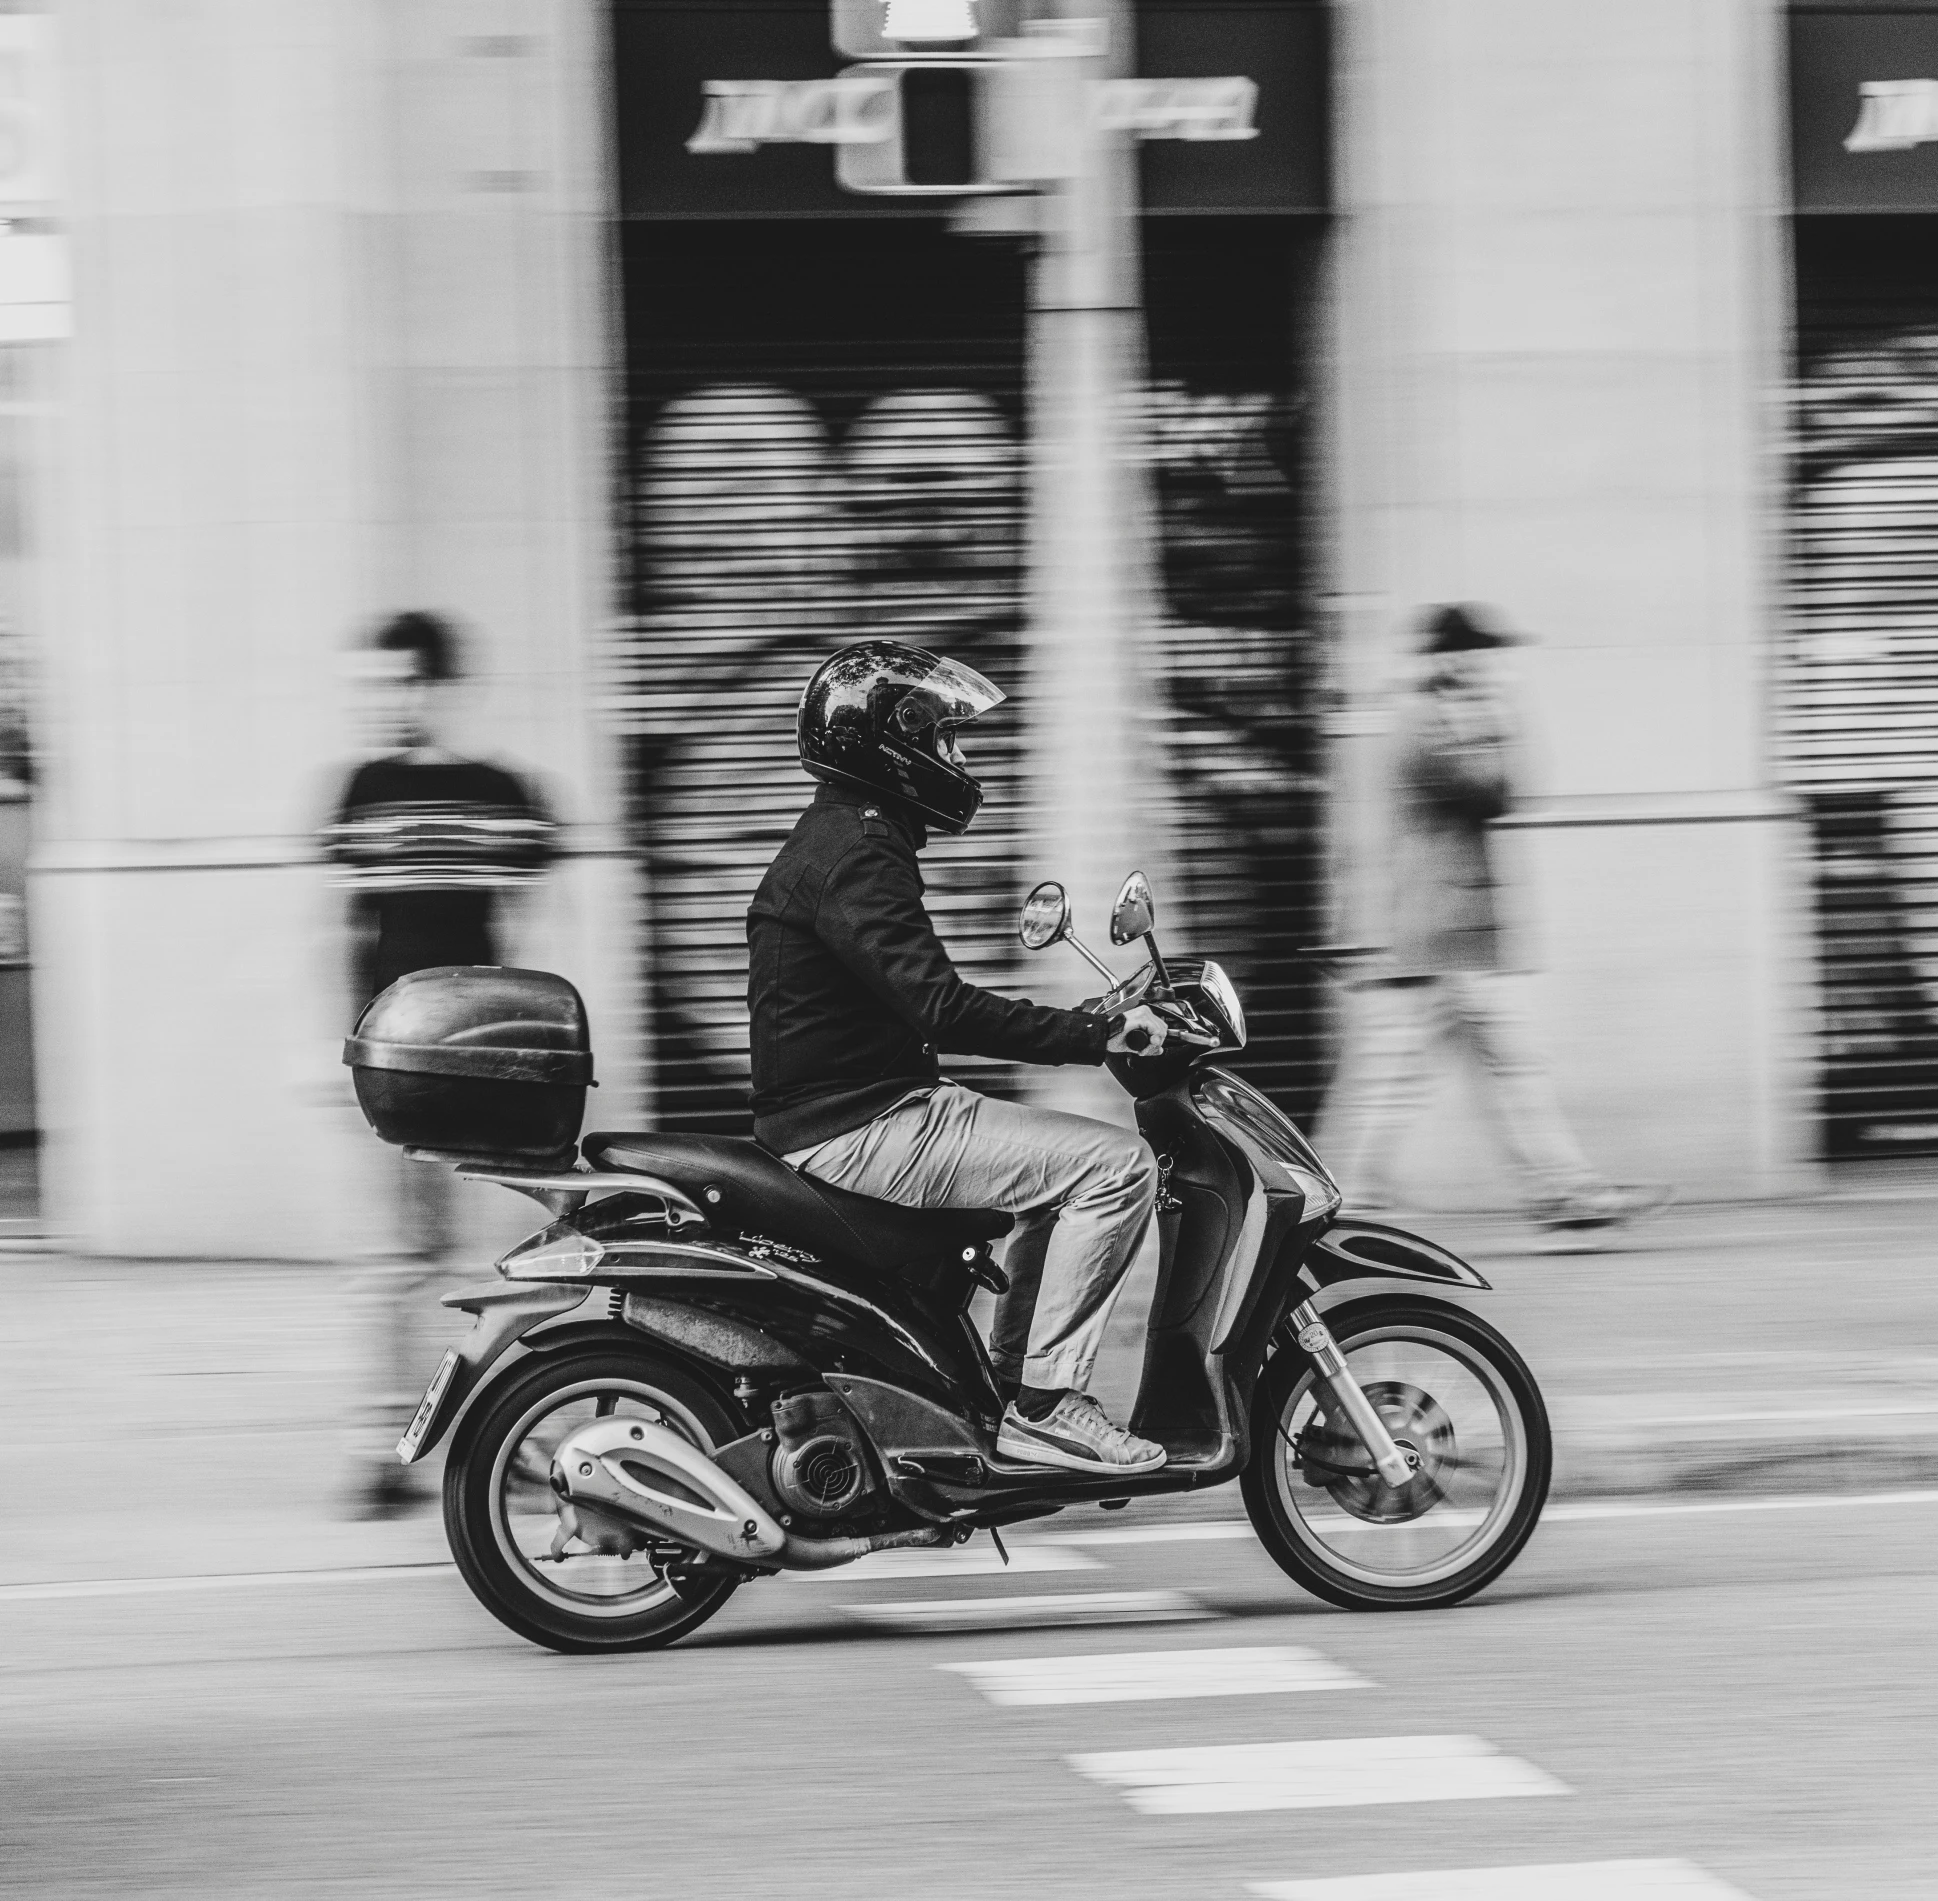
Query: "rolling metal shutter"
609 216 1327 1132
1141 210 1328 1116
1787 283 1938 1155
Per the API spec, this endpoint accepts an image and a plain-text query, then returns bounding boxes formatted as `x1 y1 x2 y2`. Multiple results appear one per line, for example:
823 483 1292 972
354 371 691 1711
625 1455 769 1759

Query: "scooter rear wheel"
1241 1294 1551 1611
444 1344 745 1654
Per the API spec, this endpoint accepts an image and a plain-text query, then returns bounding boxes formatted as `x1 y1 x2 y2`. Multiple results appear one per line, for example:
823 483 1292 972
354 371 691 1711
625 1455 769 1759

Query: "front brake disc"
1294 1380 1457 1525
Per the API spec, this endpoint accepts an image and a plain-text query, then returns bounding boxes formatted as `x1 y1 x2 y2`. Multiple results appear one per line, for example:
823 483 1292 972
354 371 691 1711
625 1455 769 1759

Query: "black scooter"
383 873 1551 1654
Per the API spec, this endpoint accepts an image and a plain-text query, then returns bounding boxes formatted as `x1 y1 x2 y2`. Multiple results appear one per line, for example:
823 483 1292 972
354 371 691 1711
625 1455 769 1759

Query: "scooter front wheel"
444 1344 745 1654
1241 1295 1550 1611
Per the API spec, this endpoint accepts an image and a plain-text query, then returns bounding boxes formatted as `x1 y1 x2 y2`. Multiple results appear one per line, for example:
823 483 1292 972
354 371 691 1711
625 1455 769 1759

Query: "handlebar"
1118 1002 1220 1056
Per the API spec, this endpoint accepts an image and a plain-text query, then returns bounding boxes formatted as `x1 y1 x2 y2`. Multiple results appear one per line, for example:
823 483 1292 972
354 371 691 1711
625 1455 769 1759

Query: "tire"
444 1343 746 1655
1240 1294 1551 1612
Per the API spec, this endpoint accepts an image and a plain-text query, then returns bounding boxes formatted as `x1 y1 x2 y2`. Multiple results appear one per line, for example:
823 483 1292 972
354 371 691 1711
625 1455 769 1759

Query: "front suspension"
1286 1300 1417 1488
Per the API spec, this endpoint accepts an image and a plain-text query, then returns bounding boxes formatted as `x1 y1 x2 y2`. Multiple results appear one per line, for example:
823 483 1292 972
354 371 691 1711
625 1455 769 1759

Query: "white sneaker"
1533 1183 1674 1231
996 1393 1167 1475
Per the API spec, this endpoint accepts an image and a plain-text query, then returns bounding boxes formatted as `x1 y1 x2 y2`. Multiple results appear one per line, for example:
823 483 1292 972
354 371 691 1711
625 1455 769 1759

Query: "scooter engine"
770 1388 877 1520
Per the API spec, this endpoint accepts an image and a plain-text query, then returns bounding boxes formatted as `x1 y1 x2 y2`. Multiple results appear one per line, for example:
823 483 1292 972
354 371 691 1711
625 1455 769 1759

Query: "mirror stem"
1065 931 1121 986
1144 933 1172 990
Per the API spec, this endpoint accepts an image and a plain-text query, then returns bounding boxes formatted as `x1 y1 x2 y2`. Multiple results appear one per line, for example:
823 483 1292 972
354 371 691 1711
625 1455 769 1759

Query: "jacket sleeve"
817 837 1111 1066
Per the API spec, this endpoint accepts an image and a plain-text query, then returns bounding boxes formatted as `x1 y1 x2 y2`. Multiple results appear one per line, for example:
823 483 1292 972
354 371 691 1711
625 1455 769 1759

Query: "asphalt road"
14 1192 1938 1597
5 1491 1935 1900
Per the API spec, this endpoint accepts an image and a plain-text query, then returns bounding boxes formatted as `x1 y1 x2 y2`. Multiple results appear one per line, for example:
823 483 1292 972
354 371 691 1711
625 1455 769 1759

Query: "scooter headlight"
1197 960 1247 1048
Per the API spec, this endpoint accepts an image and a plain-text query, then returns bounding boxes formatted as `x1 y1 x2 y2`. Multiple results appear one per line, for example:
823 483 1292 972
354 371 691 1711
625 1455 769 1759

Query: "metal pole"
1022 4 1165 1102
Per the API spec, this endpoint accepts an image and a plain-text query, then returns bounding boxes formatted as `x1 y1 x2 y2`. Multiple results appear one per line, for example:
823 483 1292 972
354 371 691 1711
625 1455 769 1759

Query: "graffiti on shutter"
1788 309 1938 1156
603 218 1326 1131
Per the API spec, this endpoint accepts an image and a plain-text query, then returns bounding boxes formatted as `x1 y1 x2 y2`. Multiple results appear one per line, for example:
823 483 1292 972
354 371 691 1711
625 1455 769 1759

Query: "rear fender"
397 1282 592 1465
1301 1218 1491 1293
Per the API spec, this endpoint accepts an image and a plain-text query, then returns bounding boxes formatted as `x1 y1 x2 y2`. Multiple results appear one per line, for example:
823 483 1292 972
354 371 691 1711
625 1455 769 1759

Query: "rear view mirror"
1018 881 1071 952
1109 870 1156 947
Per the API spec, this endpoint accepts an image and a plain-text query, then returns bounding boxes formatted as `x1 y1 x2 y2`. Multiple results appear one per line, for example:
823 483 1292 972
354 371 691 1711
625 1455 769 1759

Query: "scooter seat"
582 1130 1013 1271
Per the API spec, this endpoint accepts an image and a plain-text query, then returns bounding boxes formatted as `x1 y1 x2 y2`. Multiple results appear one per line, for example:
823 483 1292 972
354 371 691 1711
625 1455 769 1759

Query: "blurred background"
0 0 1927 1248
16 9 1938 1899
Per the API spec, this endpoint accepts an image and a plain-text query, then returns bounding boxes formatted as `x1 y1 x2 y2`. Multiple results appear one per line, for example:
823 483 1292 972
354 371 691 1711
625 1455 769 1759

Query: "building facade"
606 0 1333 1139
33 1 1927 1252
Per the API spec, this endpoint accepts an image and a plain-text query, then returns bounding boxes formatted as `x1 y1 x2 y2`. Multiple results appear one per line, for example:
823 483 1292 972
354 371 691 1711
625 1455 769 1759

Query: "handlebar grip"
1122 1026 1152 1052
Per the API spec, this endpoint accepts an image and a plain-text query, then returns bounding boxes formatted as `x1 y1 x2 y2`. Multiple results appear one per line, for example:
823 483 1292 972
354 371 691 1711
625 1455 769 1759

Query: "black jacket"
747 784 1110 1154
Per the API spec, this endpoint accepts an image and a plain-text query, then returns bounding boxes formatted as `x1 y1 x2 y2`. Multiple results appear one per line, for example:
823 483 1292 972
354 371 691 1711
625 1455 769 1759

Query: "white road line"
787 1544 1100 1583
1069 1734 1570 1815
941 1644 1369 1705
0 1563 456 1603
1250 1858 1760 1899
9 1485 1938 1605
1014 1485 1938 1551
842 1589 1213 1633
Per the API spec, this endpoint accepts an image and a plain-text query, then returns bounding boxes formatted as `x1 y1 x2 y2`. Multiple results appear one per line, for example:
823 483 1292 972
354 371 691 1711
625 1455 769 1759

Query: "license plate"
397 1348 462 1465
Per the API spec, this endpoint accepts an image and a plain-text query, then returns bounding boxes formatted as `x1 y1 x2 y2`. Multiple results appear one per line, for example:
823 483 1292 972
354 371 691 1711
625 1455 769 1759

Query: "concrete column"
34 2 627 1257
1024 1 1170 1115
1324 0 1811 1200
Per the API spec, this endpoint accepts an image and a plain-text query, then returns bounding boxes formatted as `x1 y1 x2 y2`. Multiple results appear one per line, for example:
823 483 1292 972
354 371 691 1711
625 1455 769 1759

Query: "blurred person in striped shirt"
324 611 556 1516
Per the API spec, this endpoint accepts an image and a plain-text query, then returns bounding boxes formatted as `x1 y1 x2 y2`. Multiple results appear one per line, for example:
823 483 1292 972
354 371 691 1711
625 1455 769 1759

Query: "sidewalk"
3 1192 1934 1587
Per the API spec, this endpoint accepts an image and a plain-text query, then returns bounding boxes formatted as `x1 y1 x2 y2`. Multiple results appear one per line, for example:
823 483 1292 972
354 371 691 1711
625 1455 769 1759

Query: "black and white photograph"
1 4 1934 1898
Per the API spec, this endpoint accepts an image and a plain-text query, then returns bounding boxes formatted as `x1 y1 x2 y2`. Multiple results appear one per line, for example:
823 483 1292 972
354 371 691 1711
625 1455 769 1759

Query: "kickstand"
988 1524 1010 1567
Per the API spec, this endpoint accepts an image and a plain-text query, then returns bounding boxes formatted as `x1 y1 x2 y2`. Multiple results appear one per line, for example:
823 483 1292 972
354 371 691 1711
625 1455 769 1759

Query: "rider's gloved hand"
1107 1004 1170 1056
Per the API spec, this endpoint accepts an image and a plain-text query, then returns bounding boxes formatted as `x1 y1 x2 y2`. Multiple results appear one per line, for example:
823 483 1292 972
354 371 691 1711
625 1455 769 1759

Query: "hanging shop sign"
687 71 1258 159
614 0 1326 218
1792 7 1938 210
685 64 1258 203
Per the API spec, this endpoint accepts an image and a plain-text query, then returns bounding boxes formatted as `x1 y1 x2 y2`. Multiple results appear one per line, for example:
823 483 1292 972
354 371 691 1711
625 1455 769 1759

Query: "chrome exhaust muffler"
550 1418 946 1571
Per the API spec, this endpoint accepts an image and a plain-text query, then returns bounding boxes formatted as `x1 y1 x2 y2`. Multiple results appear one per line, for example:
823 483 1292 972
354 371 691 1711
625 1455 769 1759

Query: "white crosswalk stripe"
841 1588 1213 1633
941 1644 1370 1705
1068 1734 1570 1815
1249 1859 1762 1898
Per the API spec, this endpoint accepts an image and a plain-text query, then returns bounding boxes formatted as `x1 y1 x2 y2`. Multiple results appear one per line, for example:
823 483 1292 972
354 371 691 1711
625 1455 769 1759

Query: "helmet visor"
893 655 1006 737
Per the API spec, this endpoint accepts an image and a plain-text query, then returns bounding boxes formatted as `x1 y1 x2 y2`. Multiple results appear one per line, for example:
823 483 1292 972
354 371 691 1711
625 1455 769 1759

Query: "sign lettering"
1096 77 1258 142
686 75 898 154
1845 78 1938 153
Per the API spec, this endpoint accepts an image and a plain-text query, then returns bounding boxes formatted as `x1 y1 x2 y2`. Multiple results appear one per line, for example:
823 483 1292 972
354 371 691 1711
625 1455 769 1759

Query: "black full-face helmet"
797 640 1005 835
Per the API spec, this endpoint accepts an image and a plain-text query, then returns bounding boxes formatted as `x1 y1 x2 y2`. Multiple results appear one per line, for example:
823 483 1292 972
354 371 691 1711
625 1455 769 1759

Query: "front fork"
1287 1300 1416 1488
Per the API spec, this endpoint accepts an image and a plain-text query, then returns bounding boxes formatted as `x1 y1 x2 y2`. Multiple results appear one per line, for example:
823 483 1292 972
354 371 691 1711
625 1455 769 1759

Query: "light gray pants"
787 1082 1159 1391
1321 971 1597 1208
347 1152 457 1462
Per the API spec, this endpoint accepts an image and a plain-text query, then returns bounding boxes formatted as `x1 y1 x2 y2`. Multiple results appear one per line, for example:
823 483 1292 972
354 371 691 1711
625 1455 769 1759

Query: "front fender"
1302 1217 1490 1292
397 1281 593 1466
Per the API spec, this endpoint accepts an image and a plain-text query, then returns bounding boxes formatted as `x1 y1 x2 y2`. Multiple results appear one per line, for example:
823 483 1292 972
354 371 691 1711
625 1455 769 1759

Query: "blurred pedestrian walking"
322 612 555 1515
1321 604 1668 1234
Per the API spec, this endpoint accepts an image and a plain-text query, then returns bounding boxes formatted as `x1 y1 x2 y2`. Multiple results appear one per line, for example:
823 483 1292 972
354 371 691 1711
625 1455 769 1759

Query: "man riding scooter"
747 641 1173 1475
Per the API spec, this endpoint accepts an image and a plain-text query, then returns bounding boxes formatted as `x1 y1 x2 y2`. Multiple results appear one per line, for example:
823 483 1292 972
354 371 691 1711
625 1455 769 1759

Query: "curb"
1550 1401 1938 1499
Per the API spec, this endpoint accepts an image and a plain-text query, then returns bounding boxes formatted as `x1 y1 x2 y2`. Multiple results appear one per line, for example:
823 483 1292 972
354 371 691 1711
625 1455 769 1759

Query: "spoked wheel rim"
486 1376 716 1621
1269 1322 1530 1589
